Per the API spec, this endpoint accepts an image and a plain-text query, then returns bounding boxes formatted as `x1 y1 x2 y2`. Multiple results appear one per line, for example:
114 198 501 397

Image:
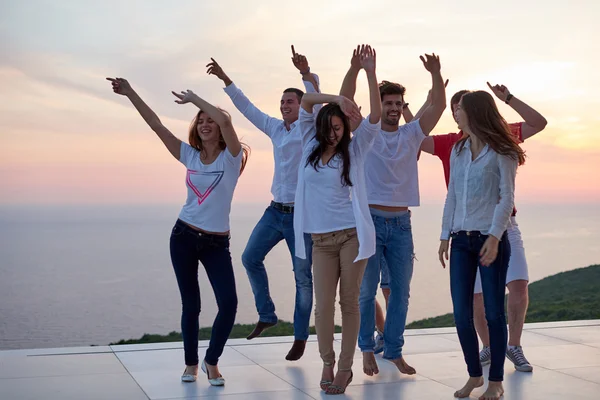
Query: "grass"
406 264 600 329
110 320 341 346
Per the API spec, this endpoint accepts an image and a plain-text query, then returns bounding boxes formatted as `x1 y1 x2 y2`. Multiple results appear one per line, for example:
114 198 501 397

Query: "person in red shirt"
421 83 547 373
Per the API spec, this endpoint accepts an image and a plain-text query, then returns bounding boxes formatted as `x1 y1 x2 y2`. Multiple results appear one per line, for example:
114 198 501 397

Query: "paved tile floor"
1 320 599 399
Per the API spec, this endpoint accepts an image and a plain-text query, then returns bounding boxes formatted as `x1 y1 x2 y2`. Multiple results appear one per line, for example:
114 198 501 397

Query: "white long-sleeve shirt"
223 75 320 203
294 108 379 262
441 138 517 240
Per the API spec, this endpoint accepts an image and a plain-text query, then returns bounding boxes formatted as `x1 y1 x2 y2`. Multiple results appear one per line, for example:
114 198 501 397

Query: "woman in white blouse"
438 90 526 400
293 45 380 395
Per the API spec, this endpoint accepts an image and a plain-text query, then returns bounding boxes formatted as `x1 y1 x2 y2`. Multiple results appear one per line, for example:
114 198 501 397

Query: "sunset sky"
1 0 599 205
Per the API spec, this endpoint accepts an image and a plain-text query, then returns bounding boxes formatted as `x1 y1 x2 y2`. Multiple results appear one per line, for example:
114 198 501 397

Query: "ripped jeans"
358 209 414 360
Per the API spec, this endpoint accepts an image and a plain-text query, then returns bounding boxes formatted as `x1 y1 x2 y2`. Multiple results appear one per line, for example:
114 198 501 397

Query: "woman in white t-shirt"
438 90 525 400
293 45 380 395
107 77 249 386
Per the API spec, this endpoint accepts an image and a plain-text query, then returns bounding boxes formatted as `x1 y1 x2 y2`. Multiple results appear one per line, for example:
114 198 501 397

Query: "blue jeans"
241 203 313 340
358 210 414 359
170 219 237 366
450 231 510 382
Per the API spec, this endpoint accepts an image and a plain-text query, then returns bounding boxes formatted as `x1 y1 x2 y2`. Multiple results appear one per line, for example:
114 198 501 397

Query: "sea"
1 203 599 350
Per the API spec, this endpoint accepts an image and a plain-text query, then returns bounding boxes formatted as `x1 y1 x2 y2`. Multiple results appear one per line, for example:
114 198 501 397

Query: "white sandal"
201 360 225 386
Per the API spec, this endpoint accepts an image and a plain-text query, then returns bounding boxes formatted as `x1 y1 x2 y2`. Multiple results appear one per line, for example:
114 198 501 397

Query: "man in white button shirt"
207 47 319 361
341 52 447 376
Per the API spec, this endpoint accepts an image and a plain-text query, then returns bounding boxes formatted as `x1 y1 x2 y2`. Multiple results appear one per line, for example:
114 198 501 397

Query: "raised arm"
300 93 361 116
339 45 363 101
207 58 279 136
291 45 320 93
300 93 361 148
403 105 415 123
106 77 182 160
413 78 449 122
487 82 547 140
172 90 242 157
420 136 435 154
361 45 381 124
417 54 446 136
349 45 381 156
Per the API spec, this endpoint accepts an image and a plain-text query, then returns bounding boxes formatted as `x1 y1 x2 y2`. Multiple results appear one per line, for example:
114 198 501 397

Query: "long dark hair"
305 103 353 186
456 91 526 165
188 109 250 174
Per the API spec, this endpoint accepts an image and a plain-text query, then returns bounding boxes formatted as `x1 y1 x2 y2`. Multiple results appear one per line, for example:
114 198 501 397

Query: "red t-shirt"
433 122 523 213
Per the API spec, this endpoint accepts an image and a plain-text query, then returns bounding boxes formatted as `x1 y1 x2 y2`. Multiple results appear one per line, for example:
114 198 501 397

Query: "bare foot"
319 362 335 391
479 381 504 400
389 356 416 375
363 352 380 376
454 376 484 398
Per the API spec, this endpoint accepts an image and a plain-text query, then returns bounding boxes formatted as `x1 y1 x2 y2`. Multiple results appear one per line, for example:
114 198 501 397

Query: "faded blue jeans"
358 209 414 360
241 202 313 340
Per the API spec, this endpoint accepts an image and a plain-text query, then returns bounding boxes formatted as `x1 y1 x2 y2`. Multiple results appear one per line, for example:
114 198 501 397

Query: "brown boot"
246 321 277 340
285 340 307 361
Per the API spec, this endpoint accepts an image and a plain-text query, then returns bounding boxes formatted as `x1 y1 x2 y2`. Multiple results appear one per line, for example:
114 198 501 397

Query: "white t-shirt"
177 142 242 232
365 120 425 207
303 155 356 233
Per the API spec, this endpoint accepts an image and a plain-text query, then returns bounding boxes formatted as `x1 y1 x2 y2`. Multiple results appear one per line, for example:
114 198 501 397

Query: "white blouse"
294 108 379 262
441 138 517 240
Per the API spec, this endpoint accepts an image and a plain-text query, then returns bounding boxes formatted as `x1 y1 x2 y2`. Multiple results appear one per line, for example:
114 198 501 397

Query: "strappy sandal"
325 370 353 395
320 361 335 391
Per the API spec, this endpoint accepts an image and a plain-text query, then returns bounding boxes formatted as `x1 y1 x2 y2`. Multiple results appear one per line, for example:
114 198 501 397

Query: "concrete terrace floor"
1 320 599 400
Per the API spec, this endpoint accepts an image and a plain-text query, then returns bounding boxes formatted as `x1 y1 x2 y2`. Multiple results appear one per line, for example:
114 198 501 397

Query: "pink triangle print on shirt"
186 169 224 206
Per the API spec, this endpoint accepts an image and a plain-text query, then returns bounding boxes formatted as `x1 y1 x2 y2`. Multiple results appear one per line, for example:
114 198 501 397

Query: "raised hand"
360 45 376 73
291 45 310 74
206 58 230 83
487 82 511 102
106 77 133 96
337 96 362 121
350 44 363 70
420 53 441 74
171 89 198 105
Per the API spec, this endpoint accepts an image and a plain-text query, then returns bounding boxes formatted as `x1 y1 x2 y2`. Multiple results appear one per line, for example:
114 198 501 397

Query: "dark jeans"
170 219 238 366
450 231 510 382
